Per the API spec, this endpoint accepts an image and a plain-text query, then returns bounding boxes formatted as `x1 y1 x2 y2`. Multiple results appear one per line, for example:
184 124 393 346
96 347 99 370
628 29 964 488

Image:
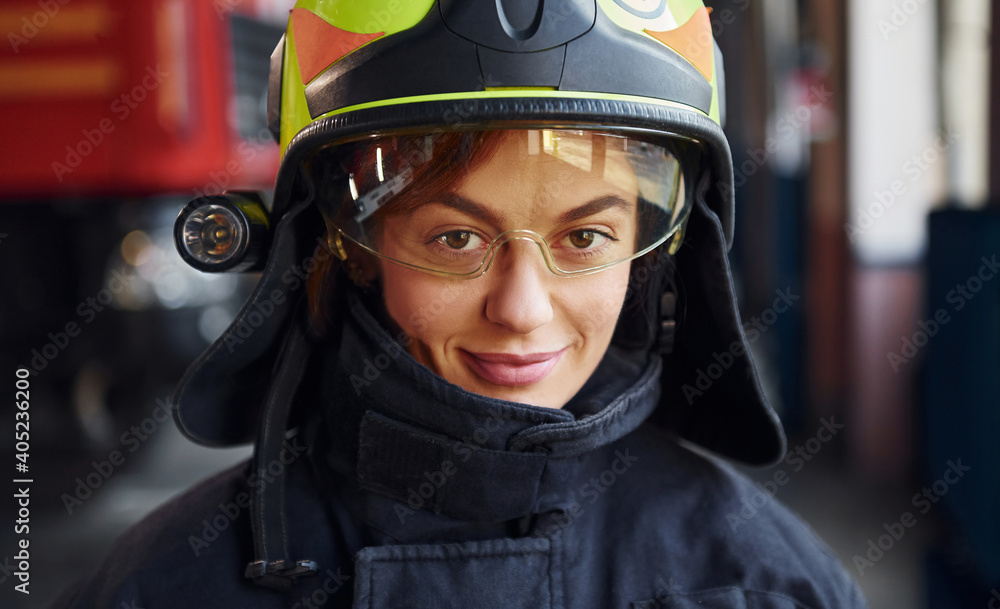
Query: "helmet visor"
309 128 695 278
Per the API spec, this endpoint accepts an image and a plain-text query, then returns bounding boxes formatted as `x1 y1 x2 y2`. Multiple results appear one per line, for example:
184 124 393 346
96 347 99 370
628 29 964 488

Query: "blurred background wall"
718 0 998 605
0 0 997 607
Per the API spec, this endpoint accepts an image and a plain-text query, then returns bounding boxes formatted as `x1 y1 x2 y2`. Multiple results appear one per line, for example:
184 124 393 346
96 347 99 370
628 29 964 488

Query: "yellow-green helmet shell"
272 0 725 156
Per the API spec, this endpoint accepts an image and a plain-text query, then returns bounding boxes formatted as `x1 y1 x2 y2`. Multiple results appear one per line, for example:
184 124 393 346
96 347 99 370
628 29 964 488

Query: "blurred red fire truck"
0 0 289 454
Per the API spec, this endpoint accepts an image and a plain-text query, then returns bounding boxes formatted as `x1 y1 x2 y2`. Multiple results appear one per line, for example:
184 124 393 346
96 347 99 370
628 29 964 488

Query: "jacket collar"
310 289 662 529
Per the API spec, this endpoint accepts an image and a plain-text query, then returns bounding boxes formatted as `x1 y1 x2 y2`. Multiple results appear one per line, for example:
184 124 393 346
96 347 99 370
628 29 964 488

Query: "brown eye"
442 231 471 249
569 230 596 248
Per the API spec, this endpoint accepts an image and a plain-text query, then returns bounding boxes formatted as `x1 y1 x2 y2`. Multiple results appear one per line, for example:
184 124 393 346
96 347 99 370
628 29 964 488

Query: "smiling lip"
461 349 567 386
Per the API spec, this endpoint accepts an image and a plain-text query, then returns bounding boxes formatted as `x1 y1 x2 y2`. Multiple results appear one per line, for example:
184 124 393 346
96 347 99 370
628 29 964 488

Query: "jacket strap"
244 299 319 589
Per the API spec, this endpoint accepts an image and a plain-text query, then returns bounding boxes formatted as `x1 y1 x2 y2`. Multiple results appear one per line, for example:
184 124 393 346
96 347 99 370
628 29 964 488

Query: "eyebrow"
437 193 506 227
436 193 633 226
556 194 633 223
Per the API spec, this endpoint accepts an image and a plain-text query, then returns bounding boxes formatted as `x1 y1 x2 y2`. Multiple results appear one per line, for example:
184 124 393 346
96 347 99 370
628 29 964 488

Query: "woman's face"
378 132 638 408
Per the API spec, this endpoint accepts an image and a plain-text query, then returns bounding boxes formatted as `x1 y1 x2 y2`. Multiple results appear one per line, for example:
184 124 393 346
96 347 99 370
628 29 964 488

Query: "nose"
484 239 553 334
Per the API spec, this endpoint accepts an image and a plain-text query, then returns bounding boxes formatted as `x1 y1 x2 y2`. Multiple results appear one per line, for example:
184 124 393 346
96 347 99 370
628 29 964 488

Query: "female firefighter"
53 1 867 607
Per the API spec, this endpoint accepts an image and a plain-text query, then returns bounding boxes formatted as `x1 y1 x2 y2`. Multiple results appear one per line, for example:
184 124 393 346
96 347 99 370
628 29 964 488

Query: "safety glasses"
310 128 698 278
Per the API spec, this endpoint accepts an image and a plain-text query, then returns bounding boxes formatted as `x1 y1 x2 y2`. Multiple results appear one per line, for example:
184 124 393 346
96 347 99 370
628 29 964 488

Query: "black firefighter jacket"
51 293 867 609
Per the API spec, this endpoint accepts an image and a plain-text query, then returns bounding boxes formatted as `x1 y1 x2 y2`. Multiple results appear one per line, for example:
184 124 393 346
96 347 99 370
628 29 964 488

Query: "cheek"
381 266 428 337
381 267 472 341
568 266 632 339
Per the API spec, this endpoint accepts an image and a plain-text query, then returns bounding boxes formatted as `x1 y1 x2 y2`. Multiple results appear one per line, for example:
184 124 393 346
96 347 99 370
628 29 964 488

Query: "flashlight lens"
182 204 246 265
201 213 237 255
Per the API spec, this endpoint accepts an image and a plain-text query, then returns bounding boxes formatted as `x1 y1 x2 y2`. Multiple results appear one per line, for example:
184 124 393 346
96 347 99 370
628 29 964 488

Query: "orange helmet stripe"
644 7 714 82
291 8 385 84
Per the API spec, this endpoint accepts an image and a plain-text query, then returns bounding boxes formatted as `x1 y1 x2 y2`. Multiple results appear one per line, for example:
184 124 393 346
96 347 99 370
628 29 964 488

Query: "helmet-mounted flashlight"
174 193 270 273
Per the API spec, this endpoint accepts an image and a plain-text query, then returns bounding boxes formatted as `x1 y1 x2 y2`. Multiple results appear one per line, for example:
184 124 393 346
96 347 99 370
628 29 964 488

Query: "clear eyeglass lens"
408 229 634 276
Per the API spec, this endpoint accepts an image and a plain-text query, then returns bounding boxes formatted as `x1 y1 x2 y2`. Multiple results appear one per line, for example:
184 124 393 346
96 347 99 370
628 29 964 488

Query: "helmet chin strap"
658 288 678 355
657 170 710 356
244 293 322 590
